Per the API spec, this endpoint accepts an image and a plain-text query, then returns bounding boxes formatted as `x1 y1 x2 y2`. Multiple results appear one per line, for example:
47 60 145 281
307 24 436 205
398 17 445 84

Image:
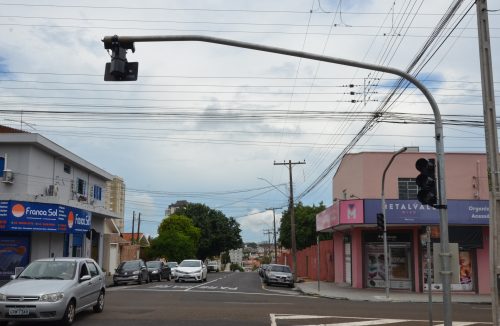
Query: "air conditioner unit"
46 184 59 196
2 170 14 184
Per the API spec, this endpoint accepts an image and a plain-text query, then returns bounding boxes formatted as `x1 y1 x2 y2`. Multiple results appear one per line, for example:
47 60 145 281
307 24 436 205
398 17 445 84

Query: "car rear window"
270 265 291 273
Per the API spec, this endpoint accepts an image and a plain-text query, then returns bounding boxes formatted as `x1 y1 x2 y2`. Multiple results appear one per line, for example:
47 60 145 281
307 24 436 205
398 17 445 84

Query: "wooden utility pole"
274 160 306 282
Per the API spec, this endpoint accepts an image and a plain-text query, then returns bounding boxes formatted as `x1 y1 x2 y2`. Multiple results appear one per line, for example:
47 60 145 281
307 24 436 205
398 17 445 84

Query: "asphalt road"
4 271 493 326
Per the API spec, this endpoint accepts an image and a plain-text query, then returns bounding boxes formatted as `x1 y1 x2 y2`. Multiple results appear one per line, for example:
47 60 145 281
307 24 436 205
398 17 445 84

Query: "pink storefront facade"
313 151 490 294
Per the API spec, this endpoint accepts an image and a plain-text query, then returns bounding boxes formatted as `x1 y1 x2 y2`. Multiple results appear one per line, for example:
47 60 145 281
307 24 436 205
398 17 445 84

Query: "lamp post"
381 147 407 299
102 34 452 325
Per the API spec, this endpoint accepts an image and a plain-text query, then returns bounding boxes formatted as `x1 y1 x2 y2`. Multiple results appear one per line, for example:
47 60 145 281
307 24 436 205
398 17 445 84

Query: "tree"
279 202 330 250
176 203 243 260
146 214 201 262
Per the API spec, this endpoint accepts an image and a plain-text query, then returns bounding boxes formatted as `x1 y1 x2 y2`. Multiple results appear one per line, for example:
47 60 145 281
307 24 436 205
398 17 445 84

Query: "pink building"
316 150 490 294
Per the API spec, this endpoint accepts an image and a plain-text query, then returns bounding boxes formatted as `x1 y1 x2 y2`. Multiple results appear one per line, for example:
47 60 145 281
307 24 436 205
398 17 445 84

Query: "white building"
229 248 243 266
0 128 122 279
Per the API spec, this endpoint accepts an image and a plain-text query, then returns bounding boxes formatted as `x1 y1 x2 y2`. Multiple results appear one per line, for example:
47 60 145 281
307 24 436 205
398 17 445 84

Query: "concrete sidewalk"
295 280 491 304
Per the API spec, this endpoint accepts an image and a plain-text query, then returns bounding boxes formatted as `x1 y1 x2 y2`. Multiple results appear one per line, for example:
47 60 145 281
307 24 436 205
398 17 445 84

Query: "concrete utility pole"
263 228 273 259
274 160 306 282
131 211 135 245
475 1 499 324
102 34 451 324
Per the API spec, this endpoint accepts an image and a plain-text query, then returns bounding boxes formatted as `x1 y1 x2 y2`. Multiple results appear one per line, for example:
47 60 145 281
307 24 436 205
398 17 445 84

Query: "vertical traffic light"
415 158 437 206
376 213 384 231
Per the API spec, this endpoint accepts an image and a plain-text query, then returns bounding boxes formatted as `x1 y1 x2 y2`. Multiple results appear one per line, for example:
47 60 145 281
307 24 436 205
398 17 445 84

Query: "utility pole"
475 1 499 324
263 229 273 261
274 160 306 282
131 211 135 245
265 208 280 264
137 212 141 243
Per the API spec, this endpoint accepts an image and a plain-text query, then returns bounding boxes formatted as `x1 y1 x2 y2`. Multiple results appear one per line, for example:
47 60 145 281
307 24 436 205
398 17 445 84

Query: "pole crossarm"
102 33 452 325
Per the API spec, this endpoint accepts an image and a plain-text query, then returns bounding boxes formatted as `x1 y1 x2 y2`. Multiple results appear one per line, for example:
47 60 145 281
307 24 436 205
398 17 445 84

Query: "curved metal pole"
103 35 452 325
381 147 408 299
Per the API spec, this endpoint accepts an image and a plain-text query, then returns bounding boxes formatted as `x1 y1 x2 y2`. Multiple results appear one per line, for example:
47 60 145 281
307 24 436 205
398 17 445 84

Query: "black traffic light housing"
103 35 138 81
376 213 384 231
415 158 437 207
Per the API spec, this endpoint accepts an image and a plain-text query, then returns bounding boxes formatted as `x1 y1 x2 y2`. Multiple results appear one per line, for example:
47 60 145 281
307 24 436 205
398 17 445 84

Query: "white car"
0 257 105 326
166 261 178 278
174 259 207 283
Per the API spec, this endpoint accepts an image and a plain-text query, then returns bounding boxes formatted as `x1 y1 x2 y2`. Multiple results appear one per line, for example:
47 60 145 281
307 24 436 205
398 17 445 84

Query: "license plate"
9 307 30 316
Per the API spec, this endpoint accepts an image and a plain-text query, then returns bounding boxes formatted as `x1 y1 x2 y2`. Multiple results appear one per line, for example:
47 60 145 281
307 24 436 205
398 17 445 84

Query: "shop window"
0 157 4 177
398 178 418 200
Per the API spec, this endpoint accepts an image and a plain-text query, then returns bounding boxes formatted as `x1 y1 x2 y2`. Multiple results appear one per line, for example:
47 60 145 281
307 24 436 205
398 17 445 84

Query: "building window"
398 178 418 200
77 178 87 195
93 185 102 201
0 157 4 177
64 163 71 174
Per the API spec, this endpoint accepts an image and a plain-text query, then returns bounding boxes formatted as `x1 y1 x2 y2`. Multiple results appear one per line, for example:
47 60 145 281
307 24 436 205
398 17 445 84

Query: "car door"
74 262 93 309
86 261 103 305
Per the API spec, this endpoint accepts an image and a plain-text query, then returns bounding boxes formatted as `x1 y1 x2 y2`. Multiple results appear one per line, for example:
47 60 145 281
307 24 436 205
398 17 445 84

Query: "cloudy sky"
0 0 498 243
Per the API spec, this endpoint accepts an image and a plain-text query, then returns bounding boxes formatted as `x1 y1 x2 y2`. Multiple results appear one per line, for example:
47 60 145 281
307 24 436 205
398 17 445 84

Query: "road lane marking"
270 314 492 326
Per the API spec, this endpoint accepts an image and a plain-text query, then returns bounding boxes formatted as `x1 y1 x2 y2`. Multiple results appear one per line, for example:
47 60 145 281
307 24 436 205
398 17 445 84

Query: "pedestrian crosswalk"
270 314 492 326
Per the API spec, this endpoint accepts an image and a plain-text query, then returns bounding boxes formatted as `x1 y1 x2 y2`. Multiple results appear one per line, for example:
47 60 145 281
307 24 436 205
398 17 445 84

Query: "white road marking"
270 314 492 326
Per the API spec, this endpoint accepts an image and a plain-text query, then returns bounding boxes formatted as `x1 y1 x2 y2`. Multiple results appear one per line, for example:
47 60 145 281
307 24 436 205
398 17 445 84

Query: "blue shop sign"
364 199 489 225
0 200 91 233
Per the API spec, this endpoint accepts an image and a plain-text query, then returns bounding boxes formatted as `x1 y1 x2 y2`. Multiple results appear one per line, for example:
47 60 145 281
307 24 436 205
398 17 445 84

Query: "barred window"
398 178 418 200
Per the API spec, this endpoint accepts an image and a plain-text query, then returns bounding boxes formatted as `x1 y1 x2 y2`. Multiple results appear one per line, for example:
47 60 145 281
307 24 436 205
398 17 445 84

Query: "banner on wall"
0 200 91 233
0 235 30 279
364 199 489 225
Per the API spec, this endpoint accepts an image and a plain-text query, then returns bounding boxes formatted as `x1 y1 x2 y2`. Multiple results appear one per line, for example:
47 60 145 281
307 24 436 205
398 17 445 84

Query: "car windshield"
179 260 201 268
19 261 77 280
270 265 291 273
146 261 161 268
120 261 141 270
166 262 178 268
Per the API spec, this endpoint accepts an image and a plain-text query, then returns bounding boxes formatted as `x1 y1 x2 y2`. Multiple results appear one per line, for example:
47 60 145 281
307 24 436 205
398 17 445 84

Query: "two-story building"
0 126 124 278
315 149 490 294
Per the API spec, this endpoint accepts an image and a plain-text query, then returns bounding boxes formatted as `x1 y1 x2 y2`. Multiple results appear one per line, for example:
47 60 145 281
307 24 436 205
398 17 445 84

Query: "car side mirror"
80 274 91 282
10 274 16 280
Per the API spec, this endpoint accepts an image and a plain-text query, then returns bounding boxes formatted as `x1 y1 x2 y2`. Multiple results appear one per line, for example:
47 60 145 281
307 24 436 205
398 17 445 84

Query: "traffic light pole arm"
102 34 452 325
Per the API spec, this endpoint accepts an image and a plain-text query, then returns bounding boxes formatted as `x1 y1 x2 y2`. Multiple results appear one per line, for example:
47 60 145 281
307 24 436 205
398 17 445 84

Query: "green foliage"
146 214 201 262
176 203 243 260
279 202 331 250
230 263 244 272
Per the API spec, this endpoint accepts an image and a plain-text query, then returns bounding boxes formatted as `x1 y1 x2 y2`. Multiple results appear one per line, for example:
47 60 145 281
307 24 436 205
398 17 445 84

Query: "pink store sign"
316 202 339 231
339 199 364 224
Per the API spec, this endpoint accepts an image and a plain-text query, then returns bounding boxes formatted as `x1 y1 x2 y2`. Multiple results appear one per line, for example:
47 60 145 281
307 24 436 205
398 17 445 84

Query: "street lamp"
102 34 452 325
381 146 407 299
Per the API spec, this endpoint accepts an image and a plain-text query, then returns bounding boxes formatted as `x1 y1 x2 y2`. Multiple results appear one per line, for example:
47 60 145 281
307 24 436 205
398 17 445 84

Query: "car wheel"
93 290 105 313
60 300 76 326
158 274 162 282
175 279 179 283
147 275 151 283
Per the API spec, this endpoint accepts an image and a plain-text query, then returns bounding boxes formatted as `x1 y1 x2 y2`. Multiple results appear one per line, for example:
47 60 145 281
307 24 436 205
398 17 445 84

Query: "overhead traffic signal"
376 213 384 231
415 158 437 206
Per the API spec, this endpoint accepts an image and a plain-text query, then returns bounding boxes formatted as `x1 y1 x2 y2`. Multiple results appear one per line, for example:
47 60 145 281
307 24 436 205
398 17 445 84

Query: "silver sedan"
0 257 105 325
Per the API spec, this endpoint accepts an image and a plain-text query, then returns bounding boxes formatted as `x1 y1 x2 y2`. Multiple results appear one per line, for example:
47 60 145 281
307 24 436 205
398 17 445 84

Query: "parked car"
206 260 220 273
146 260 171 282
0 257 105 326
174 259 207 283
113 259 150 286
264 264 294 288
258 264 269 278
166 262 178 278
